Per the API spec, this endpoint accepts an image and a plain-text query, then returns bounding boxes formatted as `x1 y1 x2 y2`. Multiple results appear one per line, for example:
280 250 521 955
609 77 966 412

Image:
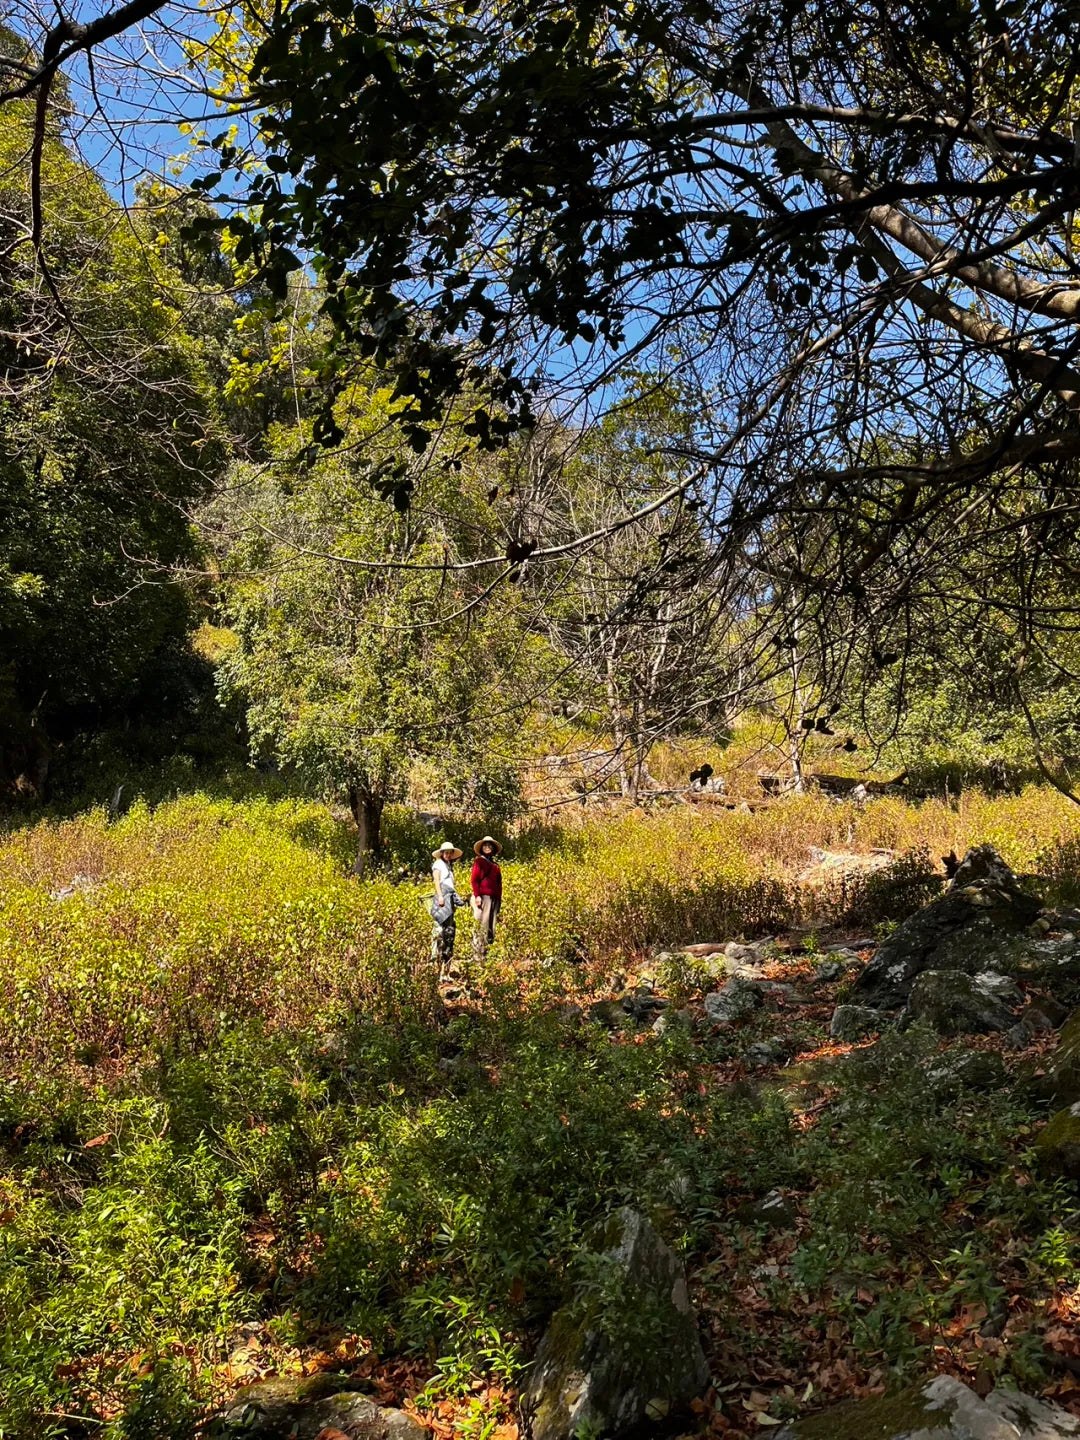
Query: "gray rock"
1035 1100 1080 1180
925 1048 1007 1096
903 970 1016 1035
973 970 1024 1004
728 962 767 980
521 1207 708 1440
774 1374 1080 1439
652 1008 693 1037
704 978 764 1024
619 989 667 1021
741 1189 797 1227
1005 993 1065 1049
588 1000 631 1029
850 846 1041 1010
985 1384 1080 1436
1025 1006 1080 1104
761 981 796 1001
829 1004 883 1041
723 941 759 964
811 961 847 984
745 1037 792 1068
1028 993 1071 1027
211 1379 427 1440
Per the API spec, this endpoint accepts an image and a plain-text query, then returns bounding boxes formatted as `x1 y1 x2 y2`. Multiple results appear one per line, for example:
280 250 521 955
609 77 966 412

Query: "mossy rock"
924 1047 1006 1097
829 1004 883 1042
903 970 1014 1035
521 1207 708 1440
1022 1006 1080 1105
209 1378 426 1440
1035 1102 1080 1180
775 1373 1079 1439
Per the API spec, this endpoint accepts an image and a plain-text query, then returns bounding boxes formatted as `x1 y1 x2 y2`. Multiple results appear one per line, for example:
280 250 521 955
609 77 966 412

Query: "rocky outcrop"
210 1378 427 1440
903 970 1017 1035
850 846 1041 1010
774 1374 1080 1438
521 1207 708 1440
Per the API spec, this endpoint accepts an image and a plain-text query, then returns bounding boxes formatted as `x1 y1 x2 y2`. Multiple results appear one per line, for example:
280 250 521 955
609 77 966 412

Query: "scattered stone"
925 1048 1007 1097
619 989 667 1021
850 846 1041 1010
774 1374 1080 1439
760 981 796 1003
903 970 1016 1035
1036 1101 1080 1180
210 1378 427 1440
1026 1007 1080 1105
588 1000 631 1029
520 1207 708 1440
1041 905 1080 932
652 1008 694 1037
1028 993 1070 1028
811 961 846 984
744 1037 792 1068
740 1189 797 1227
826 946 862 961
704 978 764 1025
829 1004 883 1042
723 941 758 964
1005 992 1067 1049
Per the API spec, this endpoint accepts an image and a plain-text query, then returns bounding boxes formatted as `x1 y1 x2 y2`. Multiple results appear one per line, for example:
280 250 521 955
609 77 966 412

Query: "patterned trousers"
432 914 457 972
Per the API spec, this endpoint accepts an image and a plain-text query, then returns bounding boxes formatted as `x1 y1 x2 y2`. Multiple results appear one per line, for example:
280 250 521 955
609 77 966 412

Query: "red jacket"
471 854 502 901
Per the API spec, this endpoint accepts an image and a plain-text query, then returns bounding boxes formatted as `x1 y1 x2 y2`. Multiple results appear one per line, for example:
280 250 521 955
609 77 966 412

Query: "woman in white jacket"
431 841 463 976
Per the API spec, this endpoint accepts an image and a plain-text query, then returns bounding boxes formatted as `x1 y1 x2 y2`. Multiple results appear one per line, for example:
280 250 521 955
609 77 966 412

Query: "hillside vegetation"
4 792 1080 1436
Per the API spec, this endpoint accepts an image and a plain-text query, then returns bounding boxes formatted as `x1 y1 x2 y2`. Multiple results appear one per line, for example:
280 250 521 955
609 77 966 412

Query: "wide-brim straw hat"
432 841 463 860
473 835 503 856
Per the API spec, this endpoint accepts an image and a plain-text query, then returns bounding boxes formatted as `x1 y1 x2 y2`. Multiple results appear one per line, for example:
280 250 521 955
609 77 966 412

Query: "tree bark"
348 784 385 878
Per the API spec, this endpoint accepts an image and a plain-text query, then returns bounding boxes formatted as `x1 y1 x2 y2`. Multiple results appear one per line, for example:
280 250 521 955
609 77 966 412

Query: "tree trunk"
348 784 385 878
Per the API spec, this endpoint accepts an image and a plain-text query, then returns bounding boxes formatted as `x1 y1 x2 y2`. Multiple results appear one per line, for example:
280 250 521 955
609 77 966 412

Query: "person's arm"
433 862 445 905
471 859 482 897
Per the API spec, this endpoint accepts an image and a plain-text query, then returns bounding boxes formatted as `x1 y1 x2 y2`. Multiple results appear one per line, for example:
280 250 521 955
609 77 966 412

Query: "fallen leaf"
84 1133 112 1149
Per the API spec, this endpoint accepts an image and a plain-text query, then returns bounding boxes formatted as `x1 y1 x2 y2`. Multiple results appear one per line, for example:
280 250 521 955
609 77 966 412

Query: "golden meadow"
4 786 1080 1073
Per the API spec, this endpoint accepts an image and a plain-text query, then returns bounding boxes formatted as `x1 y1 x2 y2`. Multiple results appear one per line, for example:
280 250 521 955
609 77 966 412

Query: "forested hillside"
5 0 1080 1436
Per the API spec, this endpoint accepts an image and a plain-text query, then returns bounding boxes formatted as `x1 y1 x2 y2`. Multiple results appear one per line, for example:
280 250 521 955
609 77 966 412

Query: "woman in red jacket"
470 836 503 963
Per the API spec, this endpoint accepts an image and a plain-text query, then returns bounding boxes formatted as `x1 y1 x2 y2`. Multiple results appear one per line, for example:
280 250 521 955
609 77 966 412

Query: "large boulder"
903 970 1017 1035
210 1378 427 1440
1035 1101 1080 1180
851 847 1041 1010
521 1207 708 1440
774 1374 1080 1438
